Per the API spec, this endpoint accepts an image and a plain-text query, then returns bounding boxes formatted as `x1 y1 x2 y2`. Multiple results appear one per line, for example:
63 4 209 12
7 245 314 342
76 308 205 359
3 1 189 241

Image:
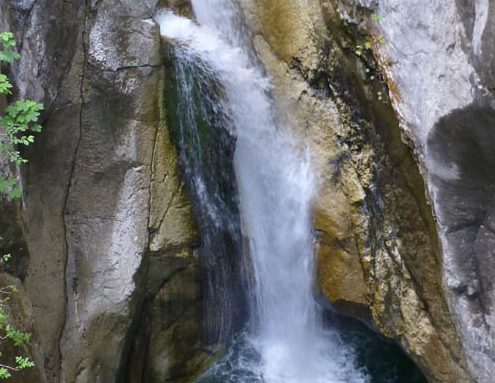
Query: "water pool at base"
198 315 427 383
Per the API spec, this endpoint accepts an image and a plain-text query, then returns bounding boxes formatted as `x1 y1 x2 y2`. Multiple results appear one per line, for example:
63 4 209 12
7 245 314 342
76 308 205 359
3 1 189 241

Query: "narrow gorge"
0 0 494 382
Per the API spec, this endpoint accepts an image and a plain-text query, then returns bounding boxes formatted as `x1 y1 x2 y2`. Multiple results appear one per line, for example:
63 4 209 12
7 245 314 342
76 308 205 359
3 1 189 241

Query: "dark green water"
197 313 427 383
329 314 428 383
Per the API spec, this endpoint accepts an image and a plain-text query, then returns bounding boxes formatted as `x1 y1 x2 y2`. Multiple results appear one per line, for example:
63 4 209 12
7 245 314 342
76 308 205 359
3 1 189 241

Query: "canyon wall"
0 1 211 382
237 0 494 382
1 0 494 382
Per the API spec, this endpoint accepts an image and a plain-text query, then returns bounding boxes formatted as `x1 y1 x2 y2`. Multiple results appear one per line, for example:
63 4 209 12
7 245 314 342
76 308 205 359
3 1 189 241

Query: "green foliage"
5 325 31 347
15 356 35 369
0 75 12 95
0 253 11 265
354 13 385 58
355 42 369 57
0 32 43 199
354 36 383 57
0 177 19 199
371 13 383 22
0 286 35 379
0 31 38 379
0 100 44 165
0 33 20 65
355 41 372 56
0 367 10 379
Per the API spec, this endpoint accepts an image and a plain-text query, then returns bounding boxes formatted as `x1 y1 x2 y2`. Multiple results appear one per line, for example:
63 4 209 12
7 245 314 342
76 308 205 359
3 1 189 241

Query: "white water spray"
156 2 368 382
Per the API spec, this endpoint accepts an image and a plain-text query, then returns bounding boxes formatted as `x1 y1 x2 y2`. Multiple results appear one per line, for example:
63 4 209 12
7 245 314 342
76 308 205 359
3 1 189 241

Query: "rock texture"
0 1 211 382
335 1 495 382
238 0 481 382
1 1 494 382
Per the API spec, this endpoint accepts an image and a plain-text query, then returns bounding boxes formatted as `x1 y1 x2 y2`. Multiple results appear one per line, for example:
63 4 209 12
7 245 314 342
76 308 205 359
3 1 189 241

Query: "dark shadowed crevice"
58 1 88 378
454 0 476 41
427 106 495 328
162 43 248 347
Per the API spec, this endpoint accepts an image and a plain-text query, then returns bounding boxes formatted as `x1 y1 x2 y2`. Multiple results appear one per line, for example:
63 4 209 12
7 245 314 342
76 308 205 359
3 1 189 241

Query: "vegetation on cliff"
0 31 42 380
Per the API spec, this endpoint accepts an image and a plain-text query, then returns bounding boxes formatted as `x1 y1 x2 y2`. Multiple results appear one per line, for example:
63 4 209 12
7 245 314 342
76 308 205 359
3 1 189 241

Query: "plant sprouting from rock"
0 33 20 64
371 13 383 23
354 12 385 58
0 286 35 379
0 32 43 199
0 31 41 379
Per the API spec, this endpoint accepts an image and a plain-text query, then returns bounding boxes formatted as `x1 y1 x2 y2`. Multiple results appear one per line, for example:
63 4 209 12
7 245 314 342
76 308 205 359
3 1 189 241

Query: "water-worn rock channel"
0 0 494 382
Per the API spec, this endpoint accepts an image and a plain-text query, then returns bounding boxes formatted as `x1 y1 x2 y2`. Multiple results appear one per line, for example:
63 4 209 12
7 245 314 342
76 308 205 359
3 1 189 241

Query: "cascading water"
163 36 245 345
156 2 369 382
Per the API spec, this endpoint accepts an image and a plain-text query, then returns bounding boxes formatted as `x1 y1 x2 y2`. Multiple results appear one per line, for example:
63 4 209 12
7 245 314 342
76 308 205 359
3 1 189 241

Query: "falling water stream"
156 2 427 382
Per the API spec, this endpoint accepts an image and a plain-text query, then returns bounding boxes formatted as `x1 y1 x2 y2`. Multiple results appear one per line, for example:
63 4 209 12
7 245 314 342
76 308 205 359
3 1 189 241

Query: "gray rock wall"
0 1 210 382
335 1 495 381
238 0 495 381
2 1 494 382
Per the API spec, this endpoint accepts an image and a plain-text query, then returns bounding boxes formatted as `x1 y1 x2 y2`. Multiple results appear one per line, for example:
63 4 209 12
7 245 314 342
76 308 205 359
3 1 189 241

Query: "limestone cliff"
1 1 494 382
0 1 211 382
237 0 492 382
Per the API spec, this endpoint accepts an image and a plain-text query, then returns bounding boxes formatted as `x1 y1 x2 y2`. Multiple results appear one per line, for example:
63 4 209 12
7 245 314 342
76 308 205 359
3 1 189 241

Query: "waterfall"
155 2 369 382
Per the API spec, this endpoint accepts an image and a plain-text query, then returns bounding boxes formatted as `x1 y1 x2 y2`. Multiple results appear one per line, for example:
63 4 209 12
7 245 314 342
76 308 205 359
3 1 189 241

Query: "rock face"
0 1 211 382
1 1 494 383
237 0 494 382
335 1 495 382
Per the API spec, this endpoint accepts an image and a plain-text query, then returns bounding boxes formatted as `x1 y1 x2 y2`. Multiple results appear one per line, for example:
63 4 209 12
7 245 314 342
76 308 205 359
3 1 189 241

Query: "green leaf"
31 124 42 133
371 13 383 22
0 32 20 64
15 356 35 369
0 50 20 64
0 74 12 95
9 187 22 199
0 176 17 193
0 32 16 47
1 254 12 263
0 98 44 165
6 324 31 346
0 367 11 379
5 100 44 126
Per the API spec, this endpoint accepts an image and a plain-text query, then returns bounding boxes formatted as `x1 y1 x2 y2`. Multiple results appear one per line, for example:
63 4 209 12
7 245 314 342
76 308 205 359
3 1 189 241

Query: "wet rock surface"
237 0 493 381
330 0 495 381
1 0 494 382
